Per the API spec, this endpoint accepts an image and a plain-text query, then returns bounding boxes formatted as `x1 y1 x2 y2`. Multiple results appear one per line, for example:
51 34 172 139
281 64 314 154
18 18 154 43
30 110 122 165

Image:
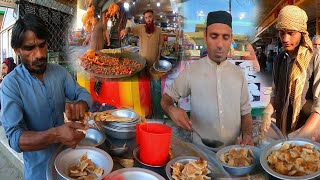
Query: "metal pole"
229 0 231 14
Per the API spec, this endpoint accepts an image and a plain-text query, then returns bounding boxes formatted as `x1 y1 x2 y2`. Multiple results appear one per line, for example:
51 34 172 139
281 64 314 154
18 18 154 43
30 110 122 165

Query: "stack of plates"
101 109 141 139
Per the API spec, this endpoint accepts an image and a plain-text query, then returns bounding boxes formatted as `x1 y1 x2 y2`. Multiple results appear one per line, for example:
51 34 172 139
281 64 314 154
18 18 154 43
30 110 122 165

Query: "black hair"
11 13 49 49
143 10 154 15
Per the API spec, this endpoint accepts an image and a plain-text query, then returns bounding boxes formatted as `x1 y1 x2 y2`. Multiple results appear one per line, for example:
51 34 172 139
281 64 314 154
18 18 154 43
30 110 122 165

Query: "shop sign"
257 0 290 35
0 0 15 8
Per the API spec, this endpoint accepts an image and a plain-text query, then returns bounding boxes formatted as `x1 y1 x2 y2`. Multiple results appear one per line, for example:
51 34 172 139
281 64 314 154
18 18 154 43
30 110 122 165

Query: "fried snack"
105 3 120 18
69 152 104 179
94 111 133 122
219 147 254 167
80 49 142 76
171 158 211 180
82 5 97 32
267 143 320 176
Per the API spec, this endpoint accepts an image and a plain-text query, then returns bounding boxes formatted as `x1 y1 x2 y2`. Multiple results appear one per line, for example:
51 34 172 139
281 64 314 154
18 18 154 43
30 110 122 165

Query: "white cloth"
165 56 251 145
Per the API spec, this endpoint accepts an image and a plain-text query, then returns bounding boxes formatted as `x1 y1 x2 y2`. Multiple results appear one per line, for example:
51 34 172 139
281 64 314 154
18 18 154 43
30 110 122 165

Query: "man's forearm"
160 93 175 117
19 128 58 152
263 97 275 115
241 113 253 136
296 112 320 138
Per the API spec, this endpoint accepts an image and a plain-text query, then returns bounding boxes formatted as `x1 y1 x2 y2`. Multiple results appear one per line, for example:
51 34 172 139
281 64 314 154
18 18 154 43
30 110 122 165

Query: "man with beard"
1 14 93 180
120 9 162 71
160 11 253 146
263 5 320 139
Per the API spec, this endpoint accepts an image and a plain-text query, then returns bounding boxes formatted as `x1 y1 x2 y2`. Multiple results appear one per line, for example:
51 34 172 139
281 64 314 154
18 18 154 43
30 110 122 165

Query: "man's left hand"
237 134 254 146
65 101 88 121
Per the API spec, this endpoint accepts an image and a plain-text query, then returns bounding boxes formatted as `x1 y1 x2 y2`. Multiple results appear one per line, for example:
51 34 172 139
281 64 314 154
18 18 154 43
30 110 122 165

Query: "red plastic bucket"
136 123 172 166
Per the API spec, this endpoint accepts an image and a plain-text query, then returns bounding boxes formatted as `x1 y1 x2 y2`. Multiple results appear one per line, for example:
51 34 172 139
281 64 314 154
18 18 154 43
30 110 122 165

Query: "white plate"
260 138 320 180
105 167 165 180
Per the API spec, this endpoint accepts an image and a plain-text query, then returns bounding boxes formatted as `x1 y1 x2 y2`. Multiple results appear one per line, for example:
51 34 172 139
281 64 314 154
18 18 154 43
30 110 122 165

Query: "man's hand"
65 101 88 121
56 122 87 148
82 40 88 46
120 29 128 39
237 134 254 146
262 113 274 132
168 106 192 131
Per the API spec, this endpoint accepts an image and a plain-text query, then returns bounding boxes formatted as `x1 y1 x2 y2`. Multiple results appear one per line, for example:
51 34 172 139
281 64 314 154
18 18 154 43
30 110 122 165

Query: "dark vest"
273 52 315 134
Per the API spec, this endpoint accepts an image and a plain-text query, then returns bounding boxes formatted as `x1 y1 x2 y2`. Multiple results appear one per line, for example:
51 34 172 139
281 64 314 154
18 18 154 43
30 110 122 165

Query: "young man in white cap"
161 11 253 146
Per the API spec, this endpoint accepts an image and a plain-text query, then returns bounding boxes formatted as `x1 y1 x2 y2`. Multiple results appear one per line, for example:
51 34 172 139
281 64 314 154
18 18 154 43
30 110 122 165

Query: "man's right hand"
120 29 128 39
168 106 192 131
262 113 274 132
55 122 86 148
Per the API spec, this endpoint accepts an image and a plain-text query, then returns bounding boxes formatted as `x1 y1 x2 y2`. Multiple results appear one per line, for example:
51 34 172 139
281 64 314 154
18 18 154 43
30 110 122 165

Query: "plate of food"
216 145 260 176
93 110 137 123
54 147 113 180
165 156 214 180
260 138 320 179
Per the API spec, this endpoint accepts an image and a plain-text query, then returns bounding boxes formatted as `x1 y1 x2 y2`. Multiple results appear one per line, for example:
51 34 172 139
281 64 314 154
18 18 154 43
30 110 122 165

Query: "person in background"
82 15 108 51
266 50 275 72
263 5 320 139
160 11 253 146
312 35 320 52
120 9 163 73
1 14 93 180
2 57 16 78
258 51 267 72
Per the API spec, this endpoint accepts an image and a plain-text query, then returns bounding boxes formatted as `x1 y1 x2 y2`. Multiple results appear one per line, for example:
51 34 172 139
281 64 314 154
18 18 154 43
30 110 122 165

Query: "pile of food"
219 147 254 167
80 49 143 76
68 153 104 179
100 49 121 54
94 111 133 122
171 158 211 180
267 143 320 176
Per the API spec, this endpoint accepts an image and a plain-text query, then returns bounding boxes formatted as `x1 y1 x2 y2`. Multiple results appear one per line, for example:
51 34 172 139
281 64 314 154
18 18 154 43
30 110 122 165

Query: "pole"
229 0 231 14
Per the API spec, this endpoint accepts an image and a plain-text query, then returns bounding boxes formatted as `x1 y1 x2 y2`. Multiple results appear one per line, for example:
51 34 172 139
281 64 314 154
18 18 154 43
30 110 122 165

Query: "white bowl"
54 147 113 180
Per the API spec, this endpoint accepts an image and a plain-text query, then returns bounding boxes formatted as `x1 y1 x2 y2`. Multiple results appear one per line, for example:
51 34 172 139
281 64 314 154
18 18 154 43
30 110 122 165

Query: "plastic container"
136 123 172 166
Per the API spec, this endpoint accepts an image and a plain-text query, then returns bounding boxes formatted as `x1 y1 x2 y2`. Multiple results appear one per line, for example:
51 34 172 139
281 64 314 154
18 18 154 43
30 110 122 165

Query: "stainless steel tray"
80 51 146 79
260 138 320 180
105 167 165 180
165 156 216 180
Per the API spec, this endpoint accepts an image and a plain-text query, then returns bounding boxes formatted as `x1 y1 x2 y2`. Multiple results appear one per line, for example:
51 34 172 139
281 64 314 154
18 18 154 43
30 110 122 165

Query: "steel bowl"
165 156 215 180
54 147 113 180
153 60 172 73
102 124 136 140
260 138 320 180
105 167 165 180
111 109 138 120
216 145 260 176
79 128 106 147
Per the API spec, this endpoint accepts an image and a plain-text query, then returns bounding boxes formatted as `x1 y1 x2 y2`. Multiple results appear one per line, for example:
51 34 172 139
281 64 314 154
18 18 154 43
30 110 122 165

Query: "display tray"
79 51 146 79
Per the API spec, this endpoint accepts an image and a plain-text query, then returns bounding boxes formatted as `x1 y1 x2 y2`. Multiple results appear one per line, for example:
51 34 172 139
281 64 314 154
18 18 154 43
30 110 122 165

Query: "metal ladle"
105 138 128 157
192 127 224 149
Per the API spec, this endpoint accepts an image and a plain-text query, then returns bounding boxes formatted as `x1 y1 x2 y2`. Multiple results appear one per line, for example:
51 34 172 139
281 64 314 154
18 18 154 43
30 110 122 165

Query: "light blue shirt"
1 63 93 180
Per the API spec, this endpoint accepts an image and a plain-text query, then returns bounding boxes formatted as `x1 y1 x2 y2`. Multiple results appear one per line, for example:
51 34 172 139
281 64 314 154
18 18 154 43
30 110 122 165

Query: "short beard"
145 21 155 34
22 57 47 74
